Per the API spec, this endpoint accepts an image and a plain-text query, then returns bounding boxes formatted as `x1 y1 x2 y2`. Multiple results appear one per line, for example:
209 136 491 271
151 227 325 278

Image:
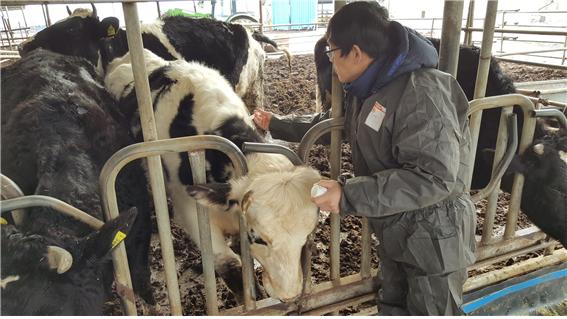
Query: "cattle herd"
1 6 566 315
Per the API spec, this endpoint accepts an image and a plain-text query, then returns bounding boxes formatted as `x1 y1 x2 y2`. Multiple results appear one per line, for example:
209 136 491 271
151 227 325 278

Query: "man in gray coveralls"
253 1 476 315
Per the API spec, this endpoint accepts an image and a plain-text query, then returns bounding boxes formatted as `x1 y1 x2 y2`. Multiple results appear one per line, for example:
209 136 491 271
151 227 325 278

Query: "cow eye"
248 228 267 246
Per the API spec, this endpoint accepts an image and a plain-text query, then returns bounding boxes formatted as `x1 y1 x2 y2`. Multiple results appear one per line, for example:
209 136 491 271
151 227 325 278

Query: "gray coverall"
268 68 476 315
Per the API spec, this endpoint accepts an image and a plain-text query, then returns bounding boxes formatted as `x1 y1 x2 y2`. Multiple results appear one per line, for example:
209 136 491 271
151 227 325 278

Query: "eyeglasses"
324 47 341 59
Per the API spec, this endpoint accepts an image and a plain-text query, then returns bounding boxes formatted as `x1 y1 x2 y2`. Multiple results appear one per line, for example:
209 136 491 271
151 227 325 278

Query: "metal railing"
99 135 249 315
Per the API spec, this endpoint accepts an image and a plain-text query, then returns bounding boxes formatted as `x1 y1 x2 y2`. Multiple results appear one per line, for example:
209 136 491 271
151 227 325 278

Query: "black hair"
326 1 393 59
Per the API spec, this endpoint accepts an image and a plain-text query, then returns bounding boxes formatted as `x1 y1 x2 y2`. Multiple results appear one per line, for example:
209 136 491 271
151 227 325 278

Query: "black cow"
0 49 153 314
313 35 548 190
1 209 137 315
506 135 567 248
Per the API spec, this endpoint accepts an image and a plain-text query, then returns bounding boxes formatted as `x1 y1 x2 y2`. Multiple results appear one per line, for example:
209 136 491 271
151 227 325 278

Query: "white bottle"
311 183 328 198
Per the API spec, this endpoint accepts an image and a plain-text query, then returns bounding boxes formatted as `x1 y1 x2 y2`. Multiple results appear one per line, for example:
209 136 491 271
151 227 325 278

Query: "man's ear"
186 183 238 211
351 44 363 61
78 207 138 263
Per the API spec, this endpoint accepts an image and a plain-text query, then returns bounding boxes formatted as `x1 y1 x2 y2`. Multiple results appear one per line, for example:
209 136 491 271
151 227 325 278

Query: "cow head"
18 4 119 68
187 165 321 301
0 207 138 315
507 135 567 181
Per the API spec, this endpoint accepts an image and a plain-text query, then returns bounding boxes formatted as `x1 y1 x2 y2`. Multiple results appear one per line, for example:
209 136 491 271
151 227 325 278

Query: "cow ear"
185 183 237 211
99 17 119 38
79 207 138 263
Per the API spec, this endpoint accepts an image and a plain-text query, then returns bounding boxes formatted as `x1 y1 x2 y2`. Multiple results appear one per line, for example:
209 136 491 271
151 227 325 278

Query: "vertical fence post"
43 3 51 26
562 35 567 65
464 0 475 46
189 152 219 315
466 0 499 190
438 0 464 76
121 2 183 315
499 11 505 53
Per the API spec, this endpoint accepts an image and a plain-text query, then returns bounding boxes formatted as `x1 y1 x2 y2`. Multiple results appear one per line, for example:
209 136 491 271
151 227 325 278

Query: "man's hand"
252 109 272 131
311 180 342 214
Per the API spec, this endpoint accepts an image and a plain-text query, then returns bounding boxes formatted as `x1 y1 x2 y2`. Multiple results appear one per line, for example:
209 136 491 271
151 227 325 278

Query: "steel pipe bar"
360 218 371 278
189 151 219 315
471 113 518 203
297 117 346 297
465 0 498 190
480 107 513 245
438 0 464 76
0 195 104 229
533 108 567 129
223 275 378 316
297 118 345 169
100 135 248 315
471 240 558 270
476 226 547 261
464 248 567 292
120 3 179 315
496 47 567 57
238 214 256 310
1 174 26 224
462 27 567 36
329 73 343 289
301 293 376 316
463 0 475 46
242 142 303 165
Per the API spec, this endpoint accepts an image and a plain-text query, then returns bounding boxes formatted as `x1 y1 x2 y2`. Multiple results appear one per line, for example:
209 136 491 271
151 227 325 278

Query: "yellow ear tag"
107 25 116 37
111 231 127 248
0 217 8 225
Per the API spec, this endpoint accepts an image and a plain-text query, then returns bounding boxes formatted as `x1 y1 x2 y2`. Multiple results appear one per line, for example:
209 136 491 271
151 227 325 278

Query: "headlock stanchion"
1 195 104 229
100 135 248 315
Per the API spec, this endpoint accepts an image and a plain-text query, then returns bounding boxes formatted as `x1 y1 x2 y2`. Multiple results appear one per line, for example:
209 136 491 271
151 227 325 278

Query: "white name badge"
365 101 387 132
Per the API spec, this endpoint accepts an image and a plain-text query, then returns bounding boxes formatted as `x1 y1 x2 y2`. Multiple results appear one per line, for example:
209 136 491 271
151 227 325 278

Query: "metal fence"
2 0 567 316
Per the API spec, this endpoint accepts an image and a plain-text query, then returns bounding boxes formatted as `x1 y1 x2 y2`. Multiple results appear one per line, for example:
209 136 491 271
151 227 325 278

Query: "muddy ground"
104 55 565 315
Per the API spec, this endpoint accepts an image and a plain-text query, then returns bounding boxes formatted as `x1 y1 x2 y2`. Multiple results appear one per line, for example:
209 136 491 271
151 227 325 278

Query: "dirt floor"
103 55 565 315
499 61 567 82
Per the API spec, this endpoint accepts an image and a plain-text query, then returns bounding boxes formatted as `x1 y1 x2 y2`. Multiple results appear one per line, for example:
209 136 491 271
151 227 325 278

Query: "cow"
313 35 556 190
104 49 322 302
18 8 284 113
505 135 567 248
0 48 154 312
1 209 138 315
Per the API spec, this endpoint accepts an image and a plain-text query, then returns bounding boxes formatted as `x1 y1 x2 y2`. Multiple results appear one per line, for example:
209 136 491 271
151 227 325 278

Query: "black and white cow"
1 209 138 315
18 9 281 112
506 135 567 248
0 48 154 313
104 49 322 302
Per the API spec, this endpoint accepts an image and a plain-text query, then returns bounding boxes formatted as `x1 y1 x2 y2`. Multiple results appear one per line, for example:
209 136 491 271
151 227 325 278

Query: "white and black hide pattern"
100 16 266 112
104 49 322 302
